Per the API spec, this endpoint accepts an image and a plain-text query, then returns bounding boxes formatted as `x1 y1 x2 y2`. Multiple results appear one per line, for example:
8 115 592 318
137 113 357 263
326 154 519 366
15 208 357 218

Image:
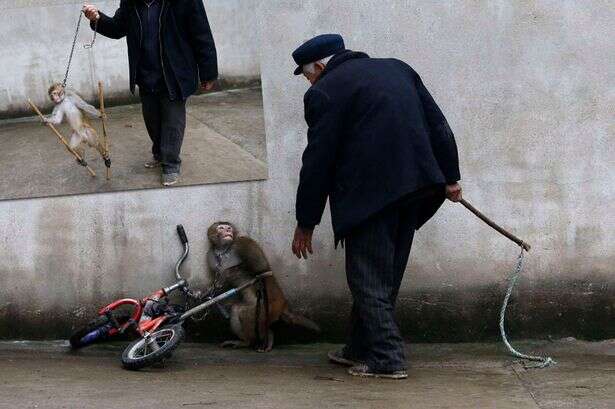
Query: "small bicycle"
69 224 271 370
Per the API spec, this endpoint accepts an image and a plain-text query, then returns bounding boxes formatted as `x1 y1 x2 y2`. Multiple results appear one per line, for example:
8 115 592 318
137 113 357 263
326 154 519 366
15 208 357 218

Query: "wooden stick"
28 99 96 177
98 81 111 180
460 199 531 252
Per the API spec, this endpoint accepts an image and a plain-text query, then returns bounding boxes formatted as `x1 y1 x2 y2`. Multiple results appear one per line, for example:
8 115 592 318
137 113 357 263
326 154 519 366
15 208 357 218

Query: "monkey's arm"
91 1 130 40
70 94 101 118
45 105 64 125
235 237 271 276
188 0 218 82
205 250 218 283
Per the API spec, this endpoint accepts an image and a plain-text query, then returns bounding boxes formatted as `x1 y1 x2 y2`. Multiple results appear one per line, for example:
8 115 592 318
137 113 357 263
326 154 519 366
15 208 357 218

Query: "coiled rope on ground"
499 248 556 368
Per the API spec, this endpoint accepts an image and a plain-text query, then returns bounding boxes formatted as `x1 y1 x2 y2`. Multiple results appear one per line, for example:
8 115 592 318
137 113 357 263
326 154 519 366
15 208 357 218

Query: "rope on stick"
459 198 555 368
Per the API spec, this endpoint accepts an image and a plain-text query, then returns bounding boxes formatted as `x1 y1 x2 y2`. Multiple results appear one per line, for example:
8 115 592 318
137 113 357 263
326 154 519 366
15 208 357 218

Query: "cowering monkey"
206 222 320 351
44 83 110 167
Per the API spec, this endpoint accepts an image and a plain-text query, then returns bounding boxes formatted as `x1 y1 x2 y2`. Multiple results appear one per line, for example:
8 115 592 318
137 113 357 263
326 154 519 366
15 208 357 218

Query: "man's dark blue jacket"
296 51 461 240
92 0 218 100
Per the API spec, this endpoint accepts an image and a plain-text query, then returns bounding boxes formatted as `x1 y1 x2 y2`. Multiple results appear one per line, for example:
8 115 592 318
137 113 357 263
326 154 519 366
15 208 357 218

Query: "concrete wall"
0 0 261 117
1 0 613 341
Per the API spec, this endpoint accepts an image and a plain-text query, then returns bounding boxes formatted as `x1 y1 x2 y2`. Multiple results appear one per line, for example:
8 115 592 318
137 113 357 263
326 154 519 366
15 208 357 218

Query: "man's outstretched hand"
82 4 100 21
292 225 314 259
446 182 463 202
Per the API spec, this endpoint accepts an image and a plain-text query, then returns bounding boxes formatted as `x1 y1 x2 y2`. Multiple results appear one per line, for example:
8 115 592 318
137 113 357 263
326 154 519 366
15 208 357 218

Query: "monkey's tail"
280 309 321 333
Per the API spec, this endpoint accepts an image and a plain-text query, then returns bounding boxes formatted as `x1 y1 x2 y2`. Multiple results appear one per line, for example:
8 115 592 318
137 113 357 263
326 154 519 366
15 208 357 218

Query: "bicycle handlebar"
175 224 190 283
177 224 188 245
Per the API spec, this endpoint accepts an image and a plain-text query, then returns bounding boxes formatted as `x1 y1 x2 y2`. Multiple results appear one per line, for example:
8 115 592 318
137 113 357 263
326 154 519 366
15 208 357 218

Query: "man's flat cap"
292 34 345 75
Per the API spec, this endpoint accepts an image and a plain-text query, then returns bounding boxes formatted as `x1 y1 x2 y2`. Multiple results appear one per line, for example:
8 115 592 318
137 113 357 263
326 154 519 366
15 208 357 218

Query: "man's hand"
82 4 100 22
200 81 216 92
445 182 463 202
292 225 314 259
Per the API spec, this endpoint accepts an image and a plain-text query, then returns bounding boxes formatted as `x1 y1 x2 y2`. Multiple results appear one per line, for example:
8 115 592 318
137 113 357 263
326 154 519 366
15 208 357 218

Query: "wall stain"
1 272 612 342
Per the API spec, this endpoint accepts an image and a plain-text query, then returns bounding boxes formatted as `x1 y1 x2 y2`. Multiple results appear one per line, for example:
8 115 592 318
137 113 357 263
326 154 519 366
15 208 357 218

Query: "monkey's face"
49 88 65 104
215 224 235 246
207 221 238 248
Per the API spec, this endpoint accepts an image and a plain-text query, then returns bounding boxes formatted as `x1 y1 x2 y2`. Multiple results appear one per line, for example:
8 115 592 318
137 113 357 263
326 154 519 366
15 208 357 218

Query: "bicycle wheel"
69 312 130 349
121 324 184 370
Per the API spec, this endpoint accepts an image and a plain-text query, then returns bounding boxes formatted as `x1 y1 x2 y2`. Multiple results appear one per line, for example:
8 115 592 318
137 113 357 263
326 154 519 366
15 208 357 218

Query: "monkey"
43 83 110 168
206 221 320 352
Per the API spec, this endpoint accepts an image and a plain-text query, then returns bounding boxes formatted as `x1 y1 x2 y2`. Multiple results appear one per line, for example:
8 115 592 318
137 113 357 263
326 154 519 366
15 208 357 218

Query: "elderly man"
291 34 462 379
83 1 218 186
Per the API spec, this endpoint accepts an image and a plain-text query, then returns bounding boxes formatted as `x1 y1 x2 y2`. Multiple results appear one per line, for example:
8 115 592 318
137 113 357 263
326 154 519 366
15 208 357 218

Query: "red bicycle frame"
98 288 171 337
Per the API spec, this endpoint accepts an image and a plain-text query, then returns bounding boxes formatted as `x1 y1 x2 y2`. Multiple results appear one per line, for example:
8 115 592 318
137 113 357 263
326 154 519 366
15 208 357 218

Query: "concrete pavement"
0 339 612 408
